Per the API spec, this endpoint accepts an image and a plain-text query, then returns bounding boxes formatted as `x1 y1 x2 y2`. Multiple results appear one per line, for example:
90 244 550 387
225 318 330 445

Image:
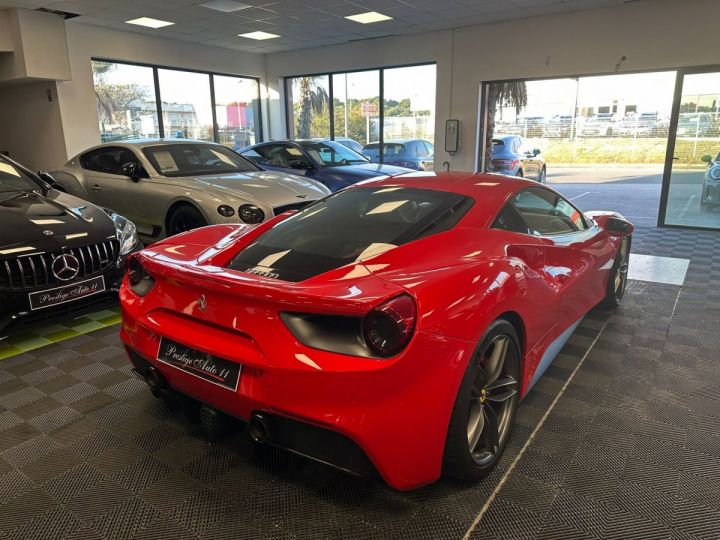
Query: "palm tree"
296 76 329 138
484 82 527 170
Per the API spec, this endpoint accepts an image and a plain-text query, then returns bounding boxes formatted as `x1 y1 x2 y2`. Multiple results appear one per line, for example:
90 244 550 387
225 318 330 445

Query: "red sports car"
120 172 632 490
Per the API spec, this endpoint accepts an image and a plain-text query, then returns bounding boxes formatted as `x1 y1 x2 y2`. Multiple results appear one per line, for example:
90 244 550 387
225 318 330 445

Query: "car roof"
77 139 218 155
353 171 541 226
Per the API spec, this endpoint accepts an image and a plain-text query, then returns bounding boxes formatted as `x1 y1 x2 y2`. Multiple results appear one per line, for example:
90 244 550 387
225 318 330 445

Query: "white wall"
0 81 66 171
56 22 267 164
266 0 720 173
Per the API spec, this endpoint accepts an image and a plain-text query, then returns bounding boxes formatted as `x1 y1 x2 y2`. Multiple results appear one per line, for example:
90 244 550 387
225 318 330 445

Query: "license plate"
28 275 105 311
156 338 241 391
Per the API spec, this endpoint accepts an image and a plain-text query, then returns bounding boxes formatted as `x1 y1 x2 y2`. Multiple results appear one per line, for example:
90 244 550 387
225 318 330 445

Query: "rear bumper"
119 288 473 490
701 181 720 205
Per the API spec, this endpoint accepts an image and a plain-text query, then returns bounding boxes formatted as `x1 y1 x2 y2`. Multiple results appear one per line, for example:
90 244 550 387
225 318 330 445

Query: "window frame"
283 62 437 164
510 186 590 237
91 57 263 145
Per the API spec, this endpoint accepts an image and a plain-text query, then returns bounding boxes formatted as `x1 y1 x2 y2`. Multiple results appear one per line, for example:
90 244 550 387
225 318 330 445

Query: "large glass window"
663 71 720 229
158 69 214 141
91 61 159 142
286 75 330 139
213 75 261 150
332 70 380 147
90 59 262 146
383 65 436 145
285 64 437 164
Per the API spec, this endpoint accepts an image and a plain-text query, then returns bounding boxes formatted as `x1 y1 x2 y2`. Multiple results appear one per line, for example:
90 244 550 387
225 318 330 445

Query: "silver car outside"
51 139 331 240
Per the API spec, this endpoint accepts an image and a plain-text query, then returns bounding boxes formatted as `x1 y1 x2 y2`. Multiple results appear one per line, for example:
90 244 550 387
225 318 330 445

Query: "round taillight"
362 294 416 357
239 204 265 224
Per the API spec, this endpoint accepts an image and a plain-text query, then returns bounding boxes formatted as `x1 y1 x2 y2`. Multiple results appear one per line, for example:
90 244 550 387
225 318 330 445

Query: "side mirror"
37 171 57 186
121 162 142 182
701 154 713 163
533 148 541 157
605 217 633 237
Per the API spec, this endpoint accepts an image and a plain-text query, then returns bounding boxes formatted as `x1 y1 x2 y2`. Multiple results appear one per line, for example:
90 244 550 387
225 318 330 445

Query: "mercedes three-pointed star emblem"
51 253 81 282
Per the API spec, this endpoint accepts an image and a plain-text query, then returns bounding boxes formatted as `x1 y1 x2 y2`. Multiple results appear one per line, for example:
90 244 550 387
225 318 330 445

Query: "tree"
92 61 148 134
296 76 329 138
485 82 527 169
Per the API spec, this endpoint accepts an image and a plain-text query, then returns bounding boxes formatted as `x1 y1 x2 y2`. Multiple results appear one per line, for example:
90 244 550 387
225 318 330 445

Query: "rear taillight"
362 294 416 357
127 256 154 296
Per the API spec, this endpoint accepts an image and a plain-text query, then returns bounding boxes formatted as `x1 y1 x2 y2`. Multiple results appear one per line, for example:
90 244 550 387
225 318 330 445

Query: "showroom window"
91 60 262 146
285 63 436 163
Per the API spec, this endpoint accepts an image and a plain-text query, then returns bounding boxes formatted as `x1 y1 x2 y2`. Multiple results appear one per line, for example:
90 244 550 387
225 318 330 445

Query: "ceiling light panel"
200 0 251 13
125 17 174 28
238 31 281 40
345 11 393 24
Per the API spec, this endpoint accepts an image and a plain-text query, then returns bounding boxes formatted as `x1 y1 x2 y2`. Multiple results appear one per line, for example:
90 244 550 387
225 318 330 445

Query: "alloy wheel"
466 336 518 466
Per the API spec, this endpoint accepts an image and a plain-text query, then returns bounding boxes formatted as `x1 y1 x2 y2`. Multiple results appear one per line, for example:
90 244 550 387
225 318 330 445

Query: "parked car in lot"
616 112 668 137
362 139 434 171
0 153 140 331
580 113 617 137
238 140 411 192
700 152 720 212
544 115 574 138
677 113 718 137
489 135 546 182
51 140 330 241
310 137 364 154
121 171 632 489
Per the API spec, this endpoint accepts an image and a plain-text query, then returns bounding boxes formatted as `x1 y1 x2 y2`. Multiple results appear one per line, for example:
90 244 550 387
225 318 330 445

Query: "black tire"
516 169 524 178
538 166 547 184
443 319 521 482
601 236 631 309
167 205 207 237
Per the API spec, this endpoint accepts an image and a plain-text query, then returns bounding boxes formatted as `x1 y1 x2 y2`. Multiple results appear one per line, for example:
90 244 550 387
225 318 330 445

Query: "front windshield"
297 141 368 167
0 157 39 193
142 143 259 177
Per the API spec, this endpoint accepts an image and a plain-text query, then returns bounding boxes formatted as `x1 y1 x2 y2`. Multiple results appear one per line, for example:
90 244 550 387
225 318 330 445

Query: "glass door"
661 70 720 229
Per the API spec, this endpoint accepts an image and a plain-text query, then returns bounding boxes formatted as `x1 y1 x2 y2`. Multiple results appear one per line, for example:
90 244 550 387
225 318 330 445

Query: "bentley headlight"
110 212 140 256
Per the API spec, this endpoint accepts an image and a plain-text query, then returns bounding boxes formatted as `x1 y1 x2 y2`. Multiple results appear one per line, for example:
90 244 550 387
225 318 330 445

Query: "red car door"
511 188 616 331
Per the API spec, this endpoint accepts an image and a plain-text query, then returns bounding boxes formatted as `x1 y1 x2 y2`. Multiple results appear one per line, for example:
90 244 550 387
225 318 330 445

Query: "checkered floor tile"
0 224 718 539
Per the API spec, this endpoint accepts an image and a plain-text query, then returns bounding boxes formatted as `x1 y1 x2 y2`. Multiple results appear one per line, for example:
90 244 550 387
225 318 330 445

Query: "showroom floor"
0 224 719 539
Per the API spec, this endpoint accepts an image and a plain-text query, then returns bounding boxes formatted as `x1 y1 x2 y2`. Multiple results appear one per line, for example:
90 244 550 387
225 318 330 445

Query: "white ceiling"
0 0 629 53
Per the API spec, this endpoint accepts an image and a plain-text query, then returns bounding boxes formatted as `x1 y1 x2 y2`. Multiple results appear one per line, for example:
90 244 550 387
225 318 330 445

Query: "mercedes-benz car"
120 172 632 490
489 135 547 182
700 152 720 212
237 140 411 192
362 139 434 171
0 154 140 331
51 140 330 242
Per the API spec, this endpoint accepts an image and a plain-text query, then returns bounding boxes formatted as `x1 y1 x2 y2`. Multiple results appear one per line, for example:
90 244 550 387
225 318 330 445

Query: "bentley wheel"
601 236 631 308
167 205 207 236
443 319 521 482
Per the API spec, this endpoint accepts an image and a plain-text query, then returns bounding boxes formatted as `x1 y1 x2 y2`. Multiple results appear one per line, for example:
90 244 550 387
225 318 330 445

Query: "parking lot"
548 166 717 229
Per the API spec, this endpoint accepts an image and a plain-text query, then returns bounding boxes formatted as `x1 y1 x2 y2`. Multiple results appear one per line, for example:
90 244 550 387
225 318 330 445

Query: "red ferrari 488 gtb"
120 172 632 490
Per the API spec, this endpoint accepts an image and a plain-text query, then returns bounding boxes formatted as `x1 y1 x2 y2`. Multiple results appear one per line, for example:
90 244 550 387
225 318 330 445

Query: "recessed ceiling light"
125 17 174 28
238 31 280 40
345 11 393 24
200 0 251 13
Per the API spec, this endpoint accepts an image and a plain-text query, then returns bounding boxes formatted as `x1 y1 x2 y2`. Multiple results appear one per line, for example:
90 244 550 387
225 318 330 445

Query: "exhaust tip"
145 367 166 397
249 413 270 443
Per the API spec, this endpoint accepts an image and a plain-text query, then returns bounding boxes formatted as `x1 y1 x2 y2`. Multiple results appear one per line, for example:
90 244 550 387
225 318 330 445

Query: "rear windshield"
228 186 473 282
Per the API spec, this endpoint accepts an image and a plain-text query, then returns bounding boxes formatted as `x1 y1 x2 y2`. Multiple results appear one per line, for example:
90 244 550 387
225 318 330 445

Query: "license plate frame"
156 337 241 391
28 275 106 311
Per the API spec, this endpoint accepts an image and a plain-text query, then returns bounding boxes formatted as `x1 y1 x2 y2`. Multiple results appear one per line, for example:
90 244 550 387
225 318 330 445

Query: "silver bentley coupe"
51 140 331 241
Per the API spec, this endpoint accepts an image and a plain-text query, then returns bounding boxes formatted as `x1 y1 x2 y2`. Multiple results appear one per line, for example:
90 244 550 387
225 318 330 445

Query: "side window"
512 138 522 153
512 188 588 235
79 149 101 172
95 146 135 176
416 142 430 158
424 142 434 156
260 144 311 168
492 203 531 234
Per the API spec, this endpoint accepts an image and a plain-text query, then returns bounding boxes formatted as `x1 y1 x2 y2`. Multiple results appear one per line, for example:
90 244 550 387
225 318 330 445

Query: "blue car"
488 135 547 183
238 140 412 192
362 139 434 171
